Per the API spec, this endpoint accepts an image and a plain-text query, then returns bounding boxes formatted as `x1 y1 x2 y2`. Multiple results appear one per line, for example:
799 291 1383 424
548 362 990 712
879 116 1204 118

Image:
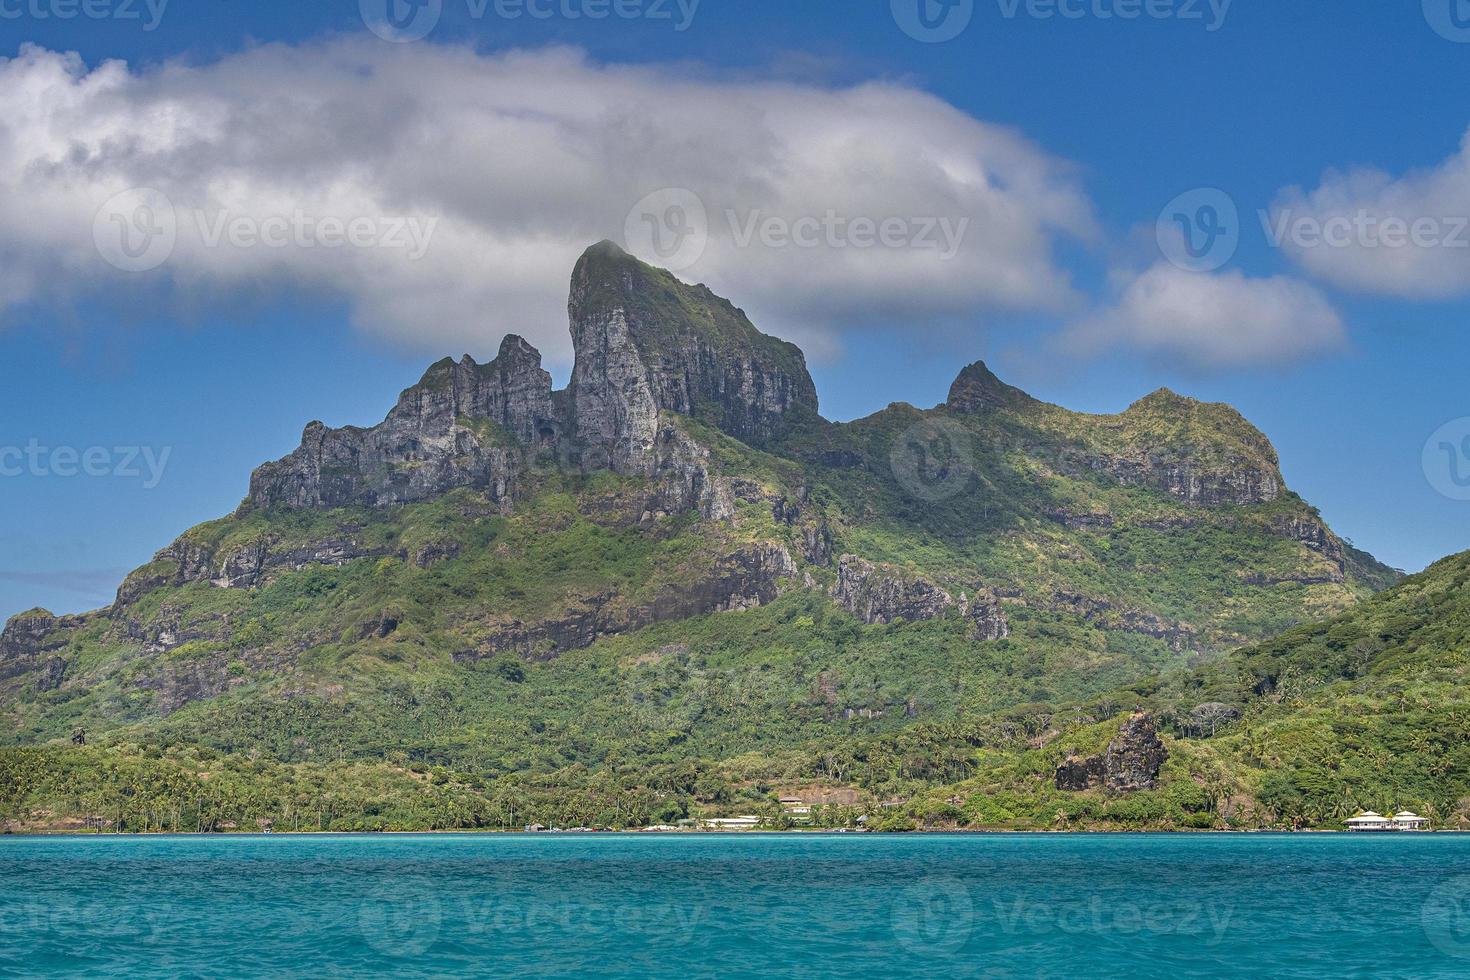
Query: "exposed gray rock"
1055 753 1106 792
237 244 814 527
34 656 67 692
1051 590 1196 651
113 537 212 607
770 492 832 566
1080 453 1280 508
457 543 798 662
1055 711 1168 793
567 241 817 474
355 612 402 640
831 555 1009 639
244 334 558 511
1264 513 1346 583
115 533 392 605
1045 509 1115 531
832 555 953 626
115 603 216 655
647 421 735 522
215 539 392 589
1104 712 1169 792
946 361 1035 414
0 609 85 681
411 540 461 569
962 592 1012 642
800 521 833 567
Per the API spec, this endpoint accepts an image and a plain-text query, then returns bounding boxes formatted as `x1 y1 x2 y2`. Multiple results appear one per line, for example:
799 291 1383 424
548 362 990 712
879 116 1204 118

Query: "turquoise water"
3 833 1469 977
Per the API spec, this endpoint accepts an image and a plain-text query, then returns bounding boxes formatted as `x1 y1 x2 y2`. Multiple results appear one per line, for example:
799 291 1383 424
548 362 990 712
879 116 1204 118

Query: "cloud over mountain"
0 40 1094 364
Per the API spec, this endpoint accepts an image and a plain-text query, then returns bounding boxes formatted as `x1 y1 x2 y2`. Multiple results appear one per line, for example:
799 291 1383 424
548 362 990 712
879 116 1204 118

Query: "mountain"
0 242 1403 831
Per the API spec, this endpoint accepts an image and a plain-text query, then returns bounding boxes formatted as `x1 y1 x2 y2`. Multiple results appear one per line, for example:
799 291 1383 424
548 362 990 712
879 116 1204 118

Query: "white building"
1344 810 1429 831
698 815 761 830
778 797 812 820
1344 811 1392 831
1392 810 1430 831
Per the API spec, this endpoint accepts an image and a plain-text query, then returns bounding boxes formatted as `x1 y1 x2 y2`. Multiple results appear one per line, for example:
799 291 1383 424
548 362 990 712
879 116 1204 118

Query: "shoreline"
1 827 1459 838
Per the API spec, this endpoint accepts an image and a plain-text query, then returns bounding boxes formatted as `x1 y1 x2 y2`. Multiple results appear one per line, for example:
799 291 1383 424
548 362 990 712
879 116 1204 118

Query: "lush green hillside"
0 244 1410 833
8 544 1463 833
879 549 1470 831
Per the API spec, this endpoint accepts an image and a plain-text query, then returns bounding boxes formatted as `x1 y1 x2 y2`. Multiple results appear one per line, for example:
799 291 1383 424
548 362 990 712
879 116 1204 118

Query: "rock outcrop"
114 533 392 607
244 334 559 511
1054 711 1168 793
0 609 84 682
1080 391 1283 507
240 243 818 518
831 555 1009 639
1104 712 1169 791
946 360 1035 414
456 543 798 662
1264 512 1346 583
1050 591 1197 651
568 241 817 474
1054 753 1106 791
1082 452 1281 508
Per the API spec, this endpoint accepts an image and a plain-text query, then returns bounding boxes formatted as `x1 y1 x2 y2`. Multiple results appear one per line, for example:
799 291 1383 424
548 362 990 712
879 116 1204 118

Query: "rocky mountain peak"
574 238 638 274
244 333 557 511
946 360 1035 414
567 241 818 473
239 244 1298 519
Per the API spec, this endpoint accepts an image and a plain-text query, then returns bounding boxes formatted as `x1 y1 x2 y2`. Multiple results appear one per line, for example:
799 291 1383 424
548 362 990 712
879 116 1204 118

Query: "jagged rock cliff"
568 241 818 474
831 555 1009 640
1104 712 1169 791
456 542 798 662
0 609 82 683
244 241 818 509
1077 391 1284 508
245 335 558 511
1055 711 1169 793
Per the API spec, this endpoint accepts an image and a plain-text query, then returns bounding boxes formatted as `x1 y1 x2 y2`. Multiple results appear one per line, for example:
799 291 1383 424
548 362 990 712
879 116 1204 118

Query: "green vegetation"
8 547 1457 833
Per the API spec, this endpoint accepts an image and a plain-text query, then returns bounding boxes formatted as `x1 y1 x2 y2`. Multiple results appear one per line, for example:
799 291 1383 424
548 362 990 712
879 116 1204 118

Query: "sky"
3 0 1470 620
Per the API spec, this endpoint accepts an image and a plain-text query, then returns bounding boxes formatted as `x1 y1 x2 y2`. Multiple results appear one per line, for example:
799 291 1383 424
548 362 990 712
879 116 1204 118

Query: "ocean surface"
2 832 1469 977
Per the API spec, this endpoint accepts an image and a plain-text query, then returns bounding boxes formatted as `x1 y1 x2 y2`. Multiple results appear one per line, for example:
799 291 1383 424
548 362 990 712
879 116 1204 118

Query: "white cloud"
0 41 1095 365
1066 263 1346 370
1269 129 1470 299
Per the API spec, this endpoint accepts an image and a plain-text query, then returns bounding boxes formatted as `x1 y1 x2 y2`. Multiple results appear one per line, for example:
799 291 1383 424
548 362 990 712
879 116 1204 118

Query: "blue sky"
3 0 1470 620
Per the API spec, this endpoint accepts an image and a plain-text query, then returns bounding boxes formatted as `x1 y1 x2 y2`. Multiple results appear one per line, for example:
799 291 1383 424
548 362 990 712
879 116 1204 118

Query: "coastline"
2 826 1458 838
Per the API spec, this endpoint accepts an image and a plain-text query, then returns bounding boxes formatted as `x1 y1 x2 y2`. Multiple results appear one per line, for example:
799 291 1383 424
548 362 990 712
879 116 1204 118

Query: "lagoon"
2 833 1468 977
